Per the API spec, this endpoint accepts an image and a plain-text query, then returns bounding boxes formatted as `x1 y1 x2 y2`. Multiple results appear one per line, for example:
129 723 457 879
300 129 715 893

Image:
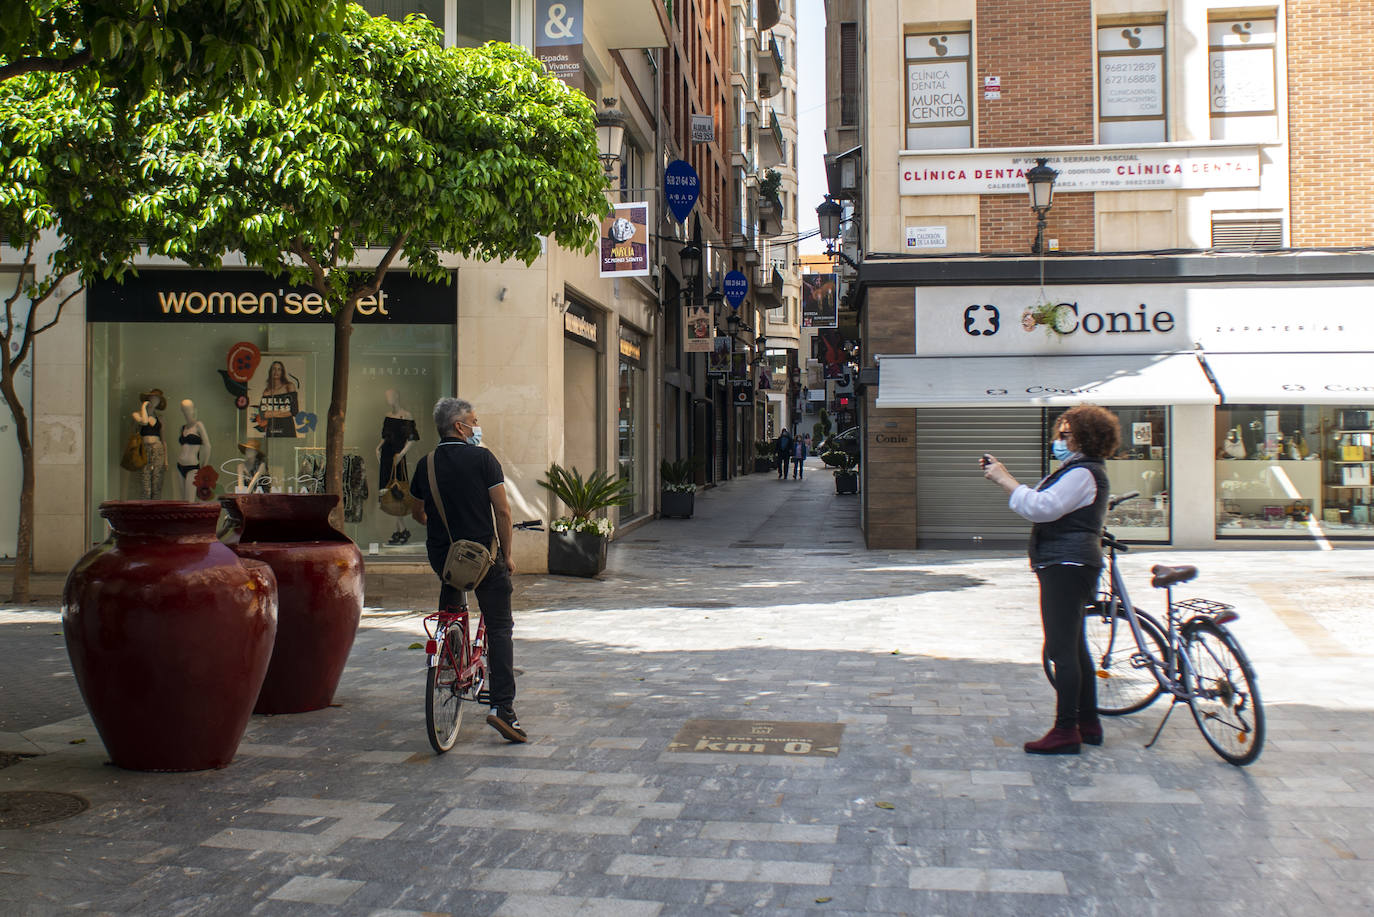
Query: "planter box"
835 471 859 495
660 490 695 519
548 529 607 577
753 457 774 473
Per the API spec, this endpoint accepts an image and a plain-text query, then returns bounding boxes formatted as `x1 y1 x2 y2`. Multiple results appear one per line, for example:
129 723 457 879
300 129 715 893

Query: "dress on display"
342 454 368 523
378 416 420 490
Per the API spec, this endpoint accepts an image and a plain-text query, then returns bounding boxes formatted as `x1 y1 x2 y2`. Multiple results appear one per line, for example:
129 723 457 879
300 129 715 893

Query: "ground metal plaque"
668 719 843 758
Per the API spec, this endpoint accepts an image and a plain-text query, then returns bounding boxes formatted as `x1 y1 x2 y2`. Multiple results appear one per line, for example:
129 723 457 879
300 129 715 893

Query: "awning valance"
1203 352 1374 404
875 352 1219 408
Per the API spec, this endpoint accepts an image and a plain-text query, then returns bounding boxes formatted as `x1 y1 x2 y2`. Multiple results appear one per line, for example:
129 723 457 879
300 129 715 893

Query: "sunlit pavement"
3 460 1373 915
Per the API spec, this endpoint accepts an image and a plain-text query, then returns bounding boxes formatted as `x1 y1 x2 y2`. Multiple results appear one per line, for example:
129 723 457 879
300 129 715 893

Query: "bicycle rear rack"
1172 597 1238 624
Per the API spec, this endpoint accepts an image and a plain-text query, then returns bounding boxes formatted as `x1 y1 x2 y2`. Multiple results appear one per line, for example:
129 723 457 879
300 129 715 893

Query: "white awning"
1203 352 1374 404
876 352 1219 408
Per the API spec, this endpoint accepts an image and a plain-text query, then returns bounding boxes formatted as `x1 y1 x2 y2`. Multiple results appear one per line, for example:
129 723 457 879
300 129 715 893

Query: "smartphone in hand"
980 453 993 469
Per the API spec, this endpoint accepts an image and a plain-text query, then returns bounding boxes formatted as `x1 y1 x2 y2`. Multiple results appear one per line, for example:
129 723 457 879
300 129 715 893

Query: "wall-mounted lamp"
596 99 627 179
816 194 858 269
1026 157 1058 255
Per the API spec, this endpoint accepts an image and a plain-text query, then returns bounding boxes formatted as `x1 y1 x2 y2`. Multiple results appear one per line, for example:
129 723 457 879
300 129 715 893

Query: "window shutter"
840 23 859 126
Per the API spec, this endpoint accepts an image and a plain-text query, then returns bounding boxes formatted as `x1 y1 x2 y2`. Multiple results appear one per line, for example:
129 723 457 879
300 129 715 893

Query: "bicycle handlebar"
1108 491 1140 510
514 519 544 531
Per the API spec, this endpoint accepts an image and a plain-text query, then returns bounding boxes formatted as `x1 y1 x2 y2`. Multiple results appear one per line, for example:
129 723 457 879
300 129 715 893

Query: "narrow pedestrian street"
3 463 1373 915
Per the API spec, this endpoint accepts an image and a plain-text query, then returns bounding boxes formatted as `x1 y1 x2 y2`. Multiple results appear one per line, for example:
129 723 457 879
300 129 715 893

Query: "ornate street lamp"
596 101 627 179
1026 157 1058 254
816 194 857 268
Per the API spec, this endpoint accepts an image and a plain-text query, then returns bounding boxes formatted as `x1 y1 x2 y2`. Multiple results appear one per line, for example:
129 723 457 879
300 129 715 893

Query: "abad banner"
599 202 650 278
536 0 583 91
899 144 1260 196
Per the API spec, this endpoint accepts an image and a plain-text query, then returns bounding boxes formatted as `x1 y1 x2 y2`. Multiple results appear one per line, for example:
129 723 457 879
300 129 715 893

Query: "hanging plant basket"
1021 299 1076 336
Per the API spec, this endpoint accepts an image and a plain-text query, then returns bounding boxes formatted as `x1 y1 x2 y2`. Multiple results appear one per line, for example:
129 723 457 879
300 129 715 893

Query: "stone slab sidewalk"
2 459 1373 915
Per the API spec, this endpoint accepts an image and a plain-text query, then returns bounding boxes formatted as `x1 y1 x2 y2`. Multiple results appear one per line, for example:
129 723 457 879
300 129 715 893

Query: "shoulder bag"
120 428 147 472
425 452 497 591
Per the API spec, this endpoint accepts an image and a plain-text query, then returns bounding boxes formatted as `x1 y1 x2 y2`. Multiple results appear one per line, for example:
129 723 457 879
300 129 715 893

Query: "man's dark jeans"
435 553 515 710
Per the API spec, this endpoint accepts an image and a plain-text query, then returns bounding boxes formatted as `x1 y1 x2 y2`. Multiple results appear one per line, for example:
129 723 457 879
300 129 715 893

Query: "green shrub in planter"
538 464 633 575
822 450 860 494
659 458 699 519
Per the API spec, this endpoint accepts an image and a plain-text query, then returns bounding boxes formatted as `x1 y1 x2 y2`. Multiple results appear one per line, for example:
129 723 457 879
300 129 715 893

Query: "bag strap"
425 451 457 542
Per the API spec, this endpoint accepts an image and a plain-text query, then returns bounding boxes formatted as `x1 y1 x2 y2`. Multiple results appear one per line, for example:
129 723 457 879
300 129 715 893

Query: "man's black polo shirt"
409 438 504 568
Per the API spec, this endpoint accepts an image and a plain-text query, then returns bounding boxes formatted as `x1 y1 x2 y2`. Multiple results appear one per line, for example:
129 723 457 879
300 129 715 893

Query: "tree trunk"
324 298 359 527
1 368 34 604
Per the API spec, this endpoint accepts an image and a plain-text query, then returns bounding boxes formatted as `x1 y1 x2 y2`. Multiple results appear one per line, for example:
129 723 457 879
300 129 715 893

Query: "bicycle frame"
423 594 487 701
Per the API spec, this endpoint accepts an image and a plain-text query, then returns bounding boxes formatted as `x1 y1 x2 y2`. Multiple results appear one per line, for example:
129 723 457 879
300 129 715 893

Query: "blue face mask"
1051 438 1072 462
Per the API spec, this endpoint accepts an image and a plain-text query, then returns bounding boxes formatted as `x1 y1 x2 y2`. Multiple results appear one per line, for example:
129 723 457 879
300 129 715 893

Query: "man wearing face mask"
981 404 1120 756
409 397 525 742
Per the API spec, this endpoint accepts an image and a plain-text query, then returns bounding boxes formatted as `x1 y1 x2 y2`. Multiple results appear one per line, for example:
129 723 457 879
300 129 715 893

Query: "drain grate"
669 600 733 609
0 791 90 829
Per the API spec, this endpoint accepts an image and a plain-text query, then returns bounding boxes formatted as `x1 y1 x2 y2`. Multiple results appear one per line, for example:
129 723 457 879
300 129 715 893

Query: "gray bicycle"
1044 492 1266 765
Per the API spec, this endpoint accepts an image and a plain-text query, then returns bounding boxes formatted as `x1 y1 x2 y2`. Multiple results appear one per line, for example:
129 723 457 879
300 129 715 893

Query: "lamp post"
596 101 627 181
1026 157 1058 255
816 194 858 269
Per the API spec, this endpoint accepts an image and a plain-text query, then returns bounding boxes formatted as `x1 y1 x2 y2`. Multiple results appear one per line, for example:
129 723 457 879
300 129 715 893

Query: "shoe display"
1023 725 1082 755
486 707 528 743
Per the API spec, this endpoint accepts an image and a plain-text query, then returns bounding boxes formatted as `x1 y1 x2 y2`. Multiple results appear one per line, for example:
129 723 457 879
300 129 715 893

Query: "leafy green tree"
0 0 346 98
155 6 607 502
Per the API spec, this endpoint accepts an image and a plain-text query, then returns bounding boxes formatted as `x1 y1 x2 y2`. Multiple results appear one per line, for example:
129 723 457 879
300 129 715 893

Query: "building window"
1208 16 1278 140
619 139 644 202
454 0 511 47
903 29 971 150
361 0 444 26
1097 22 1166 144
840 22 859 126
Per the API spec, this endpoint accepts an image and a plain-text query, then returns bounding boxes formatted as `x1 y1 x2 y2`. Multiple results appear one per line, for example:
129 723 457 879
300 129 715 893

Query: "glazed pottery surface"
221 493 364 714
62 501 277 772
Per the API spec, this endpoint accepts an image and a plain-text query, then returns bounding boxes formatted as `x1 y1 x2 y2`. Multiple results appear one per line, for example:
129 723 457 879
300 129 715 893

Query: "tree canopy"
0 0 346 97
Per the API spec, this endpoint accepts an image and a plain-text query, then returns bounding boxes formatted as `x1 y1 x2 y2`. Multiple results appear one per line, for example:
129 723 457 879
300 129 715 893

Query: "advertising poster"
247 353 312 440
802 273 839 328
599 202 650 278
817 330 846 380
684 303 714 353
535 0 583 90
707 335 731 374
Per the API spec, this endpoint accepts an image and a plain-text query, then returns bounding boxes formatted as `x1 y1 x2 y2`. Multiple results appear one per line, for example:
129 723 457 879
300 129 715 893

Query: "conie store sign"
914 283 1374 356
87 270 457 324
899 143 1260 196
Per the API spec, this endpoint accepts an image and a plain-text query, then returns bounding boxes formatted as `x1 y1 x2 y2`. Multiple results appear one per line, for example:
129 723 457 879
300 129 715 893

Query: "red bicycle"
423 520 541 753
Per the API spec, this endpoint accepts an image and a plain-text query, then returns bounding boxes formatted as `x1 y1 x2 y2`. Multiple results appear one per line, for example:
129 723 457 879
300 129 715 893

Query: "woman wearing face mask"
981 403 1121 755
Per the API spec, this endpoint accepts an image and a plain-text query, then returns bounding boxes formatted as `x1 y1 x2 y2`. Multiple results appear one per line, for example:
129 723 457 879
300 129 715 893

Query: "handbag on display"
1341 464 1371 487
425 453 496 591
120 430 147 472
378 475 414 516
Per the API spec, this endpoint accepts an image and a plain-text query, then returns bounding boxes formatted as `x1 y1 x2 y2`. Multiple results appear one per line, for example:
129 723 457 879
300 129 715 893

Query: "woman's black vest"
1028 457 1111 568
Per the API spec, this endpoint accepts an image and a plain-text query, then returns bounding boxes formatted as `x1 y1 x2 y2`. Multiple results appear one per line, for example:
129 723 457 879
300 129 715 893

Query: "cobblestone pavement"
3 460 1374 915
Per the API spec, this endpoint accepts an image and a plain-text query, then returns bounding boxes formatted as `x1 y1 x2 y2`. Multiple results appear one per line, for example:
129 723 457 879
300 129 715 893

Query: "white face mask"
467 425 483 446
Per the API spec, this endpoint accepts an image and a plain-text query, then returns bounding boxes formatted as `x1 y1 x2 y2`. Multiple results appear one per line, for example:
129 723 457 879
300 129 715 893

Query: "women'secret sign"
899 145 1260 195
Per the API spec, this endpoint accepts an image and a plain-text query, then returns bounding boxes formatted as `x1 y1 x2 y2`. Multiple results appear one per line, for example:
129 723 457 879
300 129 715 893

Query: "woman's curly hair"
1058 404 1121 459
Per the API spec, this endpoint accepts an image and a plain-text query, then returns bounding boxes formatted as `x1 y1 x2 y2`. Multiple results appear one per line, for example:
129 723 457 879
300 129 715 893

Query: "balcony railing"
758 109 785 168
758 36 783 98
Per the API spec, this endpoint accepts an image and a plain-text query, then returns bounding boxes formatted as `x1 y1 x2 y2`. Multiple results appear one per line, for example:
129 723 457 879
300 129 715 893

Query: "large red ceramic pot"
62 501 278 772
220 493 364 714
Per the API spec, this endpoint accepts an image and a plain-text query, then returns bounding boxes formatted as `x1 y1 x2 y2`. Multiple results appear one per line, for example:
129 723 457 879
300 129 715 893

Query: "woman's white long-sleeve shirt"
1008 463 1097 523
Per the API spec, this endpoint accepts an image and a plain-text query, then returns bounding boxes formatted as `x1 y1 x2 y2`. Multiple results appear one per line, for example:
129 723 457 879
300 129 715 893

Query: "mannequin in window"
237 438 269 492
260 360 299 438
132 388 168 498
377 389 420 544
176 399 212 500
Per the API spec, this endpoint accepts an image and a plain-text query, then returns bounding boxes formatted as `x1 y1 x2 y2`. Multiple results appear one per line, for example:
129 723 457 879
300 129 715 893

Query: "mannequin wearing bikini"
132 388 168 499
176 399 212 500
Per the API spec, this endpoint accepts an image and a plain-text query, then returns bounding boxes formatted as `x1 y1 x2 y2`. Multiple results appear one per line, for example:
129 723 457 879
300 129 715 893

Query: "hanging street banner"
707 335 731 374
684 302 714 353
535 0 584 91
599 202 650 278
899 143 1261 196
723 270 749 308
802 273 839 328
665 159 700 223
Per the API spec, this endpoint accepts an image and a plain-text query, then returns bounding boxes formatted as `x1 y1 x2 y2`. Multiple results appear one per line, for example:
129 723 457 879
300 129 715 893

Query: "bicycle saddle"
1151 564 1198 588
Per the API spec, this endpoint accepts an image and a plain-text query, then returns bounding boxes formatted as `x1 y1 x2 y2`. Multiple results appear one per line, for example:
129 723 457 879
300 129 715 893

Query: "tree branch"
289 238 329 295
0 50 94 83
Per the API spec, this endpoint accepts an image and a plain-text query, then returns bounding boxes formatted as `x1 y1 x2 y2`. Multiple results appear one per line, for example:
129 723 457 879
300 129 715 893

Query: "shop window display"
1216 405 1374 537
1051 406 1170 542
89 281 454 557
618 327 647 520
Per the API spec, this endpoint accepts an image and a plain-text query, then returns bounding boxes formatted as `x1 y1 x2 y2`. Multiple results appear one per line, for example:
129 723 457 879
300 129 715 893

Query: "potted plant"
753 439 776 473
822 449 860 494
538 463 634 577
1021 297 1076 336
659 457 699 519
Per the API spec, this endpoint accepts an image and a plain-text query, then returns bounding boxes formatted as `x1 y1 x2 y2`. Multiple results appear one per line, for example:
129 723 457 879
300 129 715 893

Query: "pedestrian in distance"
981 403 1121 755
409 397 527 743
775 429 793 479
793 435 808 479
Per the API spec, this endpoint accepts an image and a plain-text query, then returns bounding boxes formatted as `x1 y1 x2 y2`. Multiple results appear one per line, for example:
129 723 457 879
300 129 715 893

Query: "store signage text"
874 433 910 444
618 337 641 362
155 289 390 318
961 302 1176 336
564 311 597 343
898 145 1260 195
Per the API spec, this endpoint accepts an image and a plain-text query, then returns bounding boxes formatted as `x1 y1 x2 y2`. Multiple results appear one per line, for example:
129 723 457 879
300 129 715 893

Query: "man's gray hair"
434 397 473 437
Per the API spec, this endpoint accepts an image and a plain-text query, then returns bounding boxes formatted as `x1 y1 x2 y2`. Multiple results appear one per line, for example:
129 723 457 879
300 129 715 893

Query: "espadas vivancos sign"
86 270 457 324
899 143 1261 196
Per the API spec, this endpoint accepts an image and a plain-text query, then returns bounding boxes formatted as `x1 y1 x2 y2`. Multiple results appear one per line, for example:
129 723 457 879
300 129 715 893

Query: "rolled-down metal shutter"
916 408 1044 545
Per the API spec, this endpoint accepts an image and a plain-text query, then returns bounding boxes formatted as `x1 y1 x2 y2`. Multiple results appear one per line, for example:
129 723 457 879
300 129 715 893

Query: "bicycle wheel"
426 622 468 754
1181 620 1265 766
1044 603 1167 716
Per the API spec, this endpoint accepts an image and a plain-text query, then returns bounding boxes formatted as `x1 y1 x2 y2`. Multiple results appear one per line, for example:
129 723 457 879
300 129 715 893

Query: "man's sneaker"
486 707 527 743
